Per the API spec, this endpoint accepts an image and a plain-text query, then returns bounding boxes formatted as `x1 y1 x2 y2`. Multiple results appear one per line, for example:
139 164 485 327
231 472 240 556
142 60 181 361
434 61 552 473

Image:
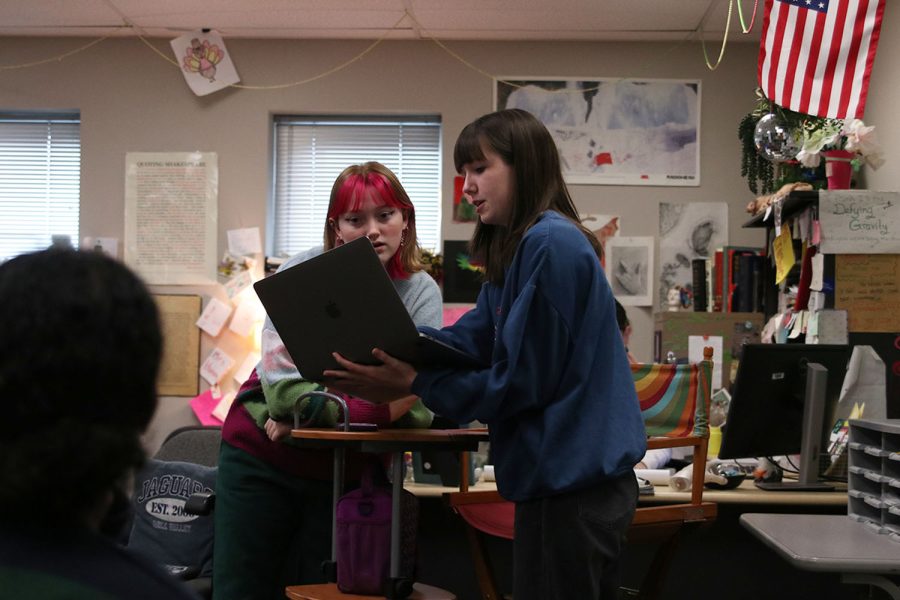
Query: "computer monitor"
718 343 850 491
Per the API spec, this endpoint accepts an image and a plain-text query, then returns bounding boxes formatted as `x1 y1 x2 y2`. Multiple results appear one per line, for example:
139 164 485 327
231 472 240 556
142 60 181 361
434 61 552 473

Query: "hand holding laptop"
325 348 416 404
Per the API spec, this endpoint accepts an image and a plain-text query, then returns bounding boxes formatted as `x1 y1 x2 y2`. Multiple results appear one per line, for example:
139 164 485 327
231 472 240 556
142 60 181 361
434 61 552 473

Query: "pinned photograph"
606 236 654 306
170 30 240 96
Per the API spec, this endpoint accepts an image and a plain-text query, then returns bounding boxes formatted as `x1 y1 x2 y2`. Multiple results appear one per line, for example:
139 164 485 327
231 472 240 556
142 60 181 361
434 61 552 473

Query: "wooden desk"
644 478 847 506
407 478 848 507
288 428 489 599
741 513 900 599
406 476 850 599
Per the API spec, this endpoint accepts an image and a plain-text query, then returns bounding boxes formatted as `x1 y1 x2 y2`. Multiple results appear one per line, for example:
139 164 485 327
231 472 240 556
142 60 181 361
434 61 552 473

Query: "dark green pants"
212 442 333 600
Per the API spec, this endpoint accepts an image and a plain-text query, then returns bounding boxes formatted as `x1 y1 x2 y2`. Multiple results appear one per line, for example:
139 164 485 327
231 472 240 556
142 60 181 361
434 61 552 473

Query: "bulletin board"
153 294 202 396
835 254 900 333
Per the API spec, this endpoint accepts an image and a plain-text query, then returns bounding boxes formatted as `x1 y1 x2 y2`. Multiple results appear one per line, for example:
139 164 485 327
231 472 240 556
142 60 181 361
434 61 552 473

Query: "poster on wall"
495 78 700 186
124 152 218 284
606 236 654 306
658 202 728 311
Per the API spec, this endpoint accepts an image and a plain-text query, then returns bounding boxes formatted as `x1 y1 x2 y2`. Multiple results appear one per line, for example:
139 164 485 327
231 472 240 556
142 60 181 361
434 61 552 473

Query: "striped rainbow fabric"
631 361 711 439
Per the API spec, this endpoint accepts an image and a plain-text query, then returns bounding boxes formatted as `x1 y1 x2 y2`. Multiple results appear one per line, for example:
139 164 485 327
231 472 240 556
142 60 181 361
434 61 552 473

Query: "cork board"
153 294 201 396
835 254 900 332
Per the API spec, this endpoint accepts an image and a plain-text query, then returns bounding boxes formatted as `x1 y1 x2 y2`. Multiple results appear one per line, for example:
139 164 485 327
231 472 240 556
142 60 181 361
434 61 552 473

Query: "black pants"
513 471 638 600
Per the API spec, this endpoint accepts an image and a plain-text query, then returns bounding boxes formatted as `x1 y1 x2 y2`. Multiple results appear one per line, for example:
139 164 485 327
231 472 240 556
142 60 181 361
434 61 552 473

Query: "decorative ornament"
170 29 241 97
753 113 800 163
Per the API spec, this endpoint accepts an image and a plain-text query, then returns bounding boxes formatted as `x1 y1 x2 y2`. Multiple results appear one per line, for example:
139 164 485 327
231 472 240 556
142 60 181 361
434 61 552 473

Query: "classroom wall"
862 1 900 193
1 22 896 448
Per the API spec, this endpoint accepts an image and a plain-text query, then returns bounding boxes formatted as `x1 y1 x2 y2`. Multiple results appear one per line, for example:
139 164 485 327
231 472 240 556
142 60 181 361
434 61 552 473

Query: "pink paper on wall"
190 388 223 425
443 306 473 326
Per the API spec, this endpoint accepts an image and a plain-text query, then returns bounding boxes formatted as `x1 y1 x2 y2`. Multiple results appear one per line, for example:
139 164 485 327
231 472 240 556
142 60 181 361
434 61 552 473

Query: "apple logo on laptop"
324 300 341 319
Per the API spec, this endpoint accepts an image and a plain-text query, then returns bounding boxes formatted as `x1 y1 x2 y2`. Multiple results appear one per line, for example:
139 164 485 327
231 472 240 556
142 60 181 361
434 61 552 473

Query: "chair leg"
636 529 683 600
463 523 502 600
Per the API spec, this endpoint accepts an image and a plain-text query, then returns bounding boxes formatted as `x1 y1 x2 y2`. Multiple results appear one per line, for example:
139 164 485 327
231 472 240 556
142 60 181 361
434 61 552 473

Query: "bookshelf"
744 190 900 417
742 190 823 319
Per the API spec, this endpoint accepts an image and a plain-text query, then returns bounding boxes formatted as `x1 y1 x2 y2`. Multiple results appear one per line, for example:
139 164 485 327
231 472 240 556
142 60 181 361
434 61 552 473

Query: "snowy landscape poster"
495 78 700 186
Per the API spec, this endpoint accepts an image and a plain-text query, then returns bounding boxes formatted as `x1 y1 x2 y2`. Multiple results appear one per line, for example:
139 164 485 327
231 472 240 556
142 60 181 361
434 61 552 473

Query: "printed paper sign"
223 270 252 300
199 347 235 385
196 297 233 337
688 335 723 389
228 294 262 337
124 152 218 284
819 190 900 254
227 227 262 256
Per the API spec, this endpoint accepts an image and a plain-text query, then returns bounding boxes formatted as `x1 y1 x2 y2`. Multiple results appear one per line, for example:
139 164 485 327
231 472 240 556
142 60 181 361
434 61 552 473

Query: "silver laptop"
253 237 486 382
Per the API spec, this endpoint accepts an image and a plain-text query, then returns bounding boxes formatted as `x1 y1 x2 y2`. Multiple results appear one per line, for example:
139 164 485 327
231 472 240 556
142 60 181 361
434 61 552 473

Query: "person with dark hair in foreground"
0 249 199 600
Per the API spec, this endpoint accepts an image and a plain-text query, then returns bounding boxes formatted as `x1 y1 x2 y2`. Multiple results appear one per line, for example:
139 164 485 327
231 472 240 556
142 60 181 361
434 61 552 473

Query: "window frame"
0 110 81 261
269 114 442 258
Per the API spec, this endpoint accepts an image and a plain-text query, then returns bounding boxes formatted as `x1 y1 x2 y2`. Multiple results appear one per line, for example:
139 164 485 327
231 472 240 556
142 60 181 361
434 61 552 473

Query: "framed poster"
658 202 728 311
606 236 654 306
495 78 700 186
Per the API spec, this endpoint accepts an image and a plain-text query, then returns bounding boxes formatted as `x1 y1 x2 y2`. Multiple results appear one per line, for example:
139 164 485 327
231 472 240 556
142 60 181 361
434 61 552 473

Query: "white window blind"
271 115 441 257
0 112 81 261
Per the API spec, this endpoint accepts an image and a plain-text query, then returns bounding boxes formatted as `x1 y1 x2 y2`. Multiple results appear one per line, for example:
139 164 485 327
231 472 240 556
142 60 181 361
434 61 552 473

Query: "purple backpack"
335 463 418 596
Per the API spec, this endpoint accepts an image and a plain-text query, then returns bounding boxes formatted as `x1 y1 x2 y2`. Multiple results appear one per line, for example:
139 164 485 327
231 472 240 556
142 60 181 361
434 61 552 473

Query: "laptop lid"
253 237 484 381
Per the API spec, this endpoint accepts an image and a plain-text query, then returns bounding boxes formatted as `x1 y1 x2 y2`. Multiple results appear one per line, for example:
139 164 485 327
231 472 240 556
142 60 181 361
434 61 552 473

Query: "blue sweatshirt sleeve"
413 240 571 424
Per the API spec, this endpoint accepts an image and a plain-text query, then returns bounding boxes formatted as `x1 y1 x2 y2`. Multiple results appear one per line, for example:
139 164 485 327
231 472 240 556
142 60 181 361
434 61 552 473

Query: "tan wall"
2 24 896 450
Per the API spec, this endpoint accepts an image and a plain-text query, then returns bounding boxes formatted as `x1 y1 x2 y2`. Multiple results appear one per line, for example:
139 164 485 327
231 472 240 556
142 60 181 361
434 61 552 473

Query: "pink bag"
335 464 418 596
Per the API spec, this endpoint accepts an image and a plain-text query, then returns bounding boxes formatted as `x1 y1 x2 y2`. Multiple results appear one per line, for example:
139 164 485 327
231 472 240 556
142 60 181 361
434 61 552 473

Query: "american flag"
758 0 885 119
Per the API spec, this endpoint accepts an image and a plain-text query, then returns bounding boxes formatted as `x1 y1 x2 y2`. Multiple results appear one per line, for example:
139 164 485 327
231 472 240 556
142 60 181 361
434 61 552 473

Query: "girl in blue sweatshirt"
328 108 647 600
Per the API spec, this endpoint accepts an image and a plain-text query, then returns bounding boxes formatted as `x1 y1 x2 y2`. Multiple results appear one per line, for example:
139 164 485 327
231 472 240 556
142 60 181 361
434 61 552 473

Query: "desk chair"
128 425 222 599
446 348 717 600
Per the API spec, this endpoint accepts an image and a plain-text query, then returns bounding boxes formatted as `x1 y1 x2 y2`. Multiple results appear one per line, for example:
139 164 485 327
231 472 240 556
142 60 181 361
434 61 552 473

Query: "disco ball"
753 113 800 163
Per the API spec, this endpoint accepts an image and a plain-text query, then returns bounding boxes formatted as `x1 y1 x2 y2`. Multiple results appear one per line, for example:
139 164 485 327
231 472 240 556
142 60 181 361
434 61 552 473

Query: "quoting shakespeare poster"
125 152 218 284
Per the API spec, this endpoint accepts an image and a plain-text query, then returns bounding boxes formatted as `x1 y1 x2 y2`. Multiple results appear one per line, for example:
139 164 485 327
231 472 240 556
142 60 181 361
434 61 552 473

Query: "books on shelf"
734 253 764 313
684 247 765 314
721 246 763 313
691 258 709 312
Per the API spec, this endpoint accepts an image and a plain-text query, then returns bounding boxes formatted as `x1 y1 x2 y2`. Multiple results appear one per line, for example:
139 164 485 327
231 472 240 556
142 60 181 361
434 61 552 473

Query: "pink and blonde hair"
324 162 422 279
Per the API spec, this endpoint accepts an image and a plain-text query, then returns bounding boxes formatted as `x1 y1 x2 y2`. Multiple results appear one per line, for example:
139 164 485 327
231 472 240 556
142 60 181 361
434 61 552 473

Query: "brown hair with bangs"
453 108 603 284
323 162 423 279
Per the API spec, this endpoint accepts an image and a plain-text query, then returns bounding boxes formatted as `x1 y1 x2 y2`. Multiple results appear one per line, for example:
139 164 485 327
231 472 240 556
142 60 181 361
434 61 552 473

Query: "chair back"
154 425 222 467
632 350 712 439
